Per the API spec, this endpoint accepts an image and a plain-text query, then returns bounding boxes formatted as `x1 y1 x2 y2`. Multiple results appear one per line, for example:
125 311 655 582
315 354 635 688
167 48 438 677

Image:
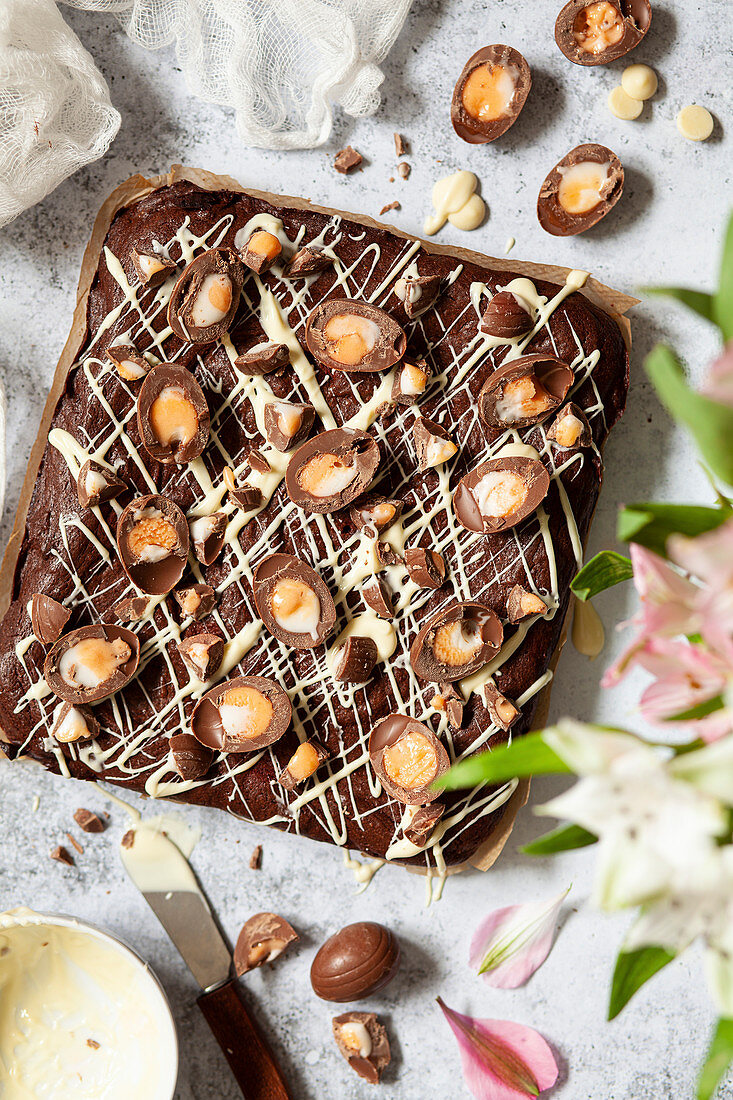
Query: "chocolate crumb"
334 146 363 174
51 845 74 866
74 808 106 833
87 1039 100 1049
250 844 263 870
394 132 408 157
398 162 411 180
66 832 84 855
121 829 135 849
379 201 401 216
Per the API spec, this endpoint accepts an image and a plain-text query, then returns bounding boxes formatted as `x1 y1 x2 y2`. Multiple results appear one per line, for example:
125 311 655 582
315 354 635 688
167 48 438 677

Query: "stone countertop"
0 1 731 1097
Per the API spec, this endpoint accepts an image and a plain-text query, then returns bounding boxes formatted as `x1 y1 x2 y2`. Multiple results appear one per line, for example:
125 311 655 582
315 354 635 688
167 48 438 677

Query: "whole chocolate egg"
310 922 400 1002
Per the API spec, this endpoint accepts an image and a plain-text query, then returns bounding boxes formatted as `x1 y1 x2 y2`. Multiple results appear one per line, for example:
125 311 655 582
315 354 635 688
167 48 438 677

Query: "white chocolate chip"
608 85 643 121
621 63 657 101
677 105 714 142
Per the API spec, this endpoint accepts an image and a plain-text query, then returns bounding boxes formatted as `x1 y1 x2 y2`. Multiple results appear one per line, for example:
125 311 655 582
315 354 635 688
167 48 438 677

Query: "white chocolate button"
608 85 643 121
621 64 657 101
677 105 714 142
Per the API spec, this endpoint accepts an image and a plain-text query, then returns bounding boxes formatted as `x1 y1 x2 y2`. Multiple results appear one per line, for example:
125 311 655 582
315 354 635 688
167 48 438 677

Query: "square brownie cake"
0 169 630 870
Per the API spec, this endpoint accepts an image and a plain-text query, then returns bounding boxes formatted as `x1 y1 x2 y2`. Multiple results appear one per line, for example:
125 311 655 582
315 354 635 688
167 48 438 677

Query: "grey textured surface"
0 1 731 1097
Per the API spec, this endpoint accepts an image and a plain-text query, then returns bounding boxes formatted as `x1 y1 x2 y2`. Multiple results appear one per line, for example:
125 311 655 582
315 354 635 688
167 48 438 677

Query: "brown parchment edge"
0 166 632 873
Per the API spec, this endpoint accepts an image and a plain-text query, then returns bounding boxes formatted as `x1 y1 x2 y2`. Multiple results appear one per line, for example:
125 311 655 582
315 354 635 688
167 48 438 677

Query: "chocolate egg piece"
349 494 404 537
310 922 400 1002
369 715 449 804
253 553 336 649
451 44 532 144
263 400 315 452
478 354 574 430
555 0 652 66
285 428 380 514
116 494 189 595
137 364 210 464
191 674 292 754
76 460 127 509
189 511 227 566
167 247 245 343
44 624 140 705
51 700 101 744
410 601 503 683
234 912 298 976
538 143 624 236
305 299 406 373
453 456 550 534
31 594 70 646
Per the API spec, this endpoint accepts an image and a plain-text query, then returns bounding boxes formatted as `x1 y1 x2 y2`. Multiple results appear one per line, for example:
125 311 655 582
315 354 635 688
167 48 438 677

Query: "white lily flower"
671 736 733 807
543 719 649 774
469 887 570 988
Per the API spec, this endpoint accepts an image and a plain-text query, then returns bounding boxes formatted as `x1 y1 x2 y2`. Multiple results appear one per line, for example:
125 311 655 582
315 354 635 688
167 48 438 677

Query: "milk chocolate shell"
333 1013 391 1085
410 601 503 683
77 460 127 509
253 553 336 649
263 400 315 452
31 594 70 646
311 922 400 1002
349 495 404 536
137 364 210 464
369 715 449 805
170 732 214 781
234 912 298 976
116 495 189 595
285 428 380 514
234 342 290 376
44 624 140 704
177 633 224 680
305 300 406 373
555 0 652 66
478 354 574 430
189 511 227 566
454 456 550 534
451 45 532 144
538 144 624 237
191 674 292 753
167 248 245 343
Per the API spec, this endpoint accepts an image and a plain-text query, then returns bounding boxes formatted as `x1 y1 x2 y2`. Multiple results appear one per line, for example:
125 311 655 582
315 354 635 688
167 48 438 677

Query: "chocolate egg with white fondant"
191 674 292 753
253 553 336 649
453 456 550 534
44 624 140 704
451 44 532 144
168 247 245 343
116 494 189 595
538 144 624 236
305 299 406 372
286 428 380 514
478 354 573 430
410 601 503 683
137 364 210 464
369 715 449 805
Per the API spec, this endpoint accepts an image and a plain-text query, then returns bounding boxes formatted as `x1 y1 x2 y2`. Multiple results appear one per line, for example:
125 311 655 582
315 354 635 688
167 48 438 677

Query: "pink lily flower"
469 889 570 989
634 637 728 723
701 341 733 406
438 998 559 1100
668 520 733 649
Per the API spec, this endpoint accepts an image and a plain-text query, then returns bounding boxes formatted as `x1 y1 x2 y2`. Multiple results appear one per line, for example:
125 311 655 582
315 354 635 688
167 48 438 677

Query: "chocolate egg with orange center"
538 144 624 236
286 428 380 514
116 494 189 595
451 45 532 145
44 624 140 704
410 601 503 683
191 674 292 753
137 364 210 464
369 715 449 805
305 300 406 373
454 456 550 534
168 248 245 343
555 0 651 66
253 553 336 649
478 354 574 430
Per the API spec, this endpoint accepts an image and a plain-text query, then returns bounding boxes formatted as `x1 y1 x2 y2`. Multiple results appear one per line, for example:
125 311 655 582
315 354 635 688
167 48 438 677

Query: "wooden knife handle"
197 978 294 1100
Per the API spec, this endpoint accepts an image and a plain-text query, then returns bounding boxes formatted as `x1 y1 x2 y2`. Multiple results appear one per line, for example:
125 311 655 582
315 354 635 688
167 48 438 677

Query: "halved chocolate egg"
538 144 624 236
410 601 503 683
44 624 140 704
116 495 189 595
478 354 574 430
305 300 406 373
167 248 245 343
286 428 380 514
137 364 210 464
369 715 449 805
191 674 292 753
555 0 651 66
454 456 550 534
349 495 404 537
253 553 336 649
451 45 532 144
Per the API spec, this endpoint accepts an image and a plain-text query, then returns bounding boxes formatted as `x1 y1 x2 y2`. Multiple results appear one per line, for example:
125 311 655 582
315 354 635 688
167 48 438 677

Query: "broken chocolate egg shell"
234 912 298 976
285 245 332 279
311 921 400 1002
51 701 101 745
480 290 534 339
167 248 244 344
240 230 282 274
191 674 292 754
393 275 442 320
305 299 406 373
454 456 550 534
234 342 290 376
413 416 458 471
555 0 651 66
278 738 330 790
173 583 217 621
116 494 189 595
538 143 624 236
332 1012 391 1085
253 553 336 649
285 427 380 514
404 547 446 590
170 732 214 781
44 624 140 705
410 601 503 684
478 354 574 430
547 402 593 449
369 715 449 805
263 400 315 452
349 494 404 537
31 594 70 646
452 44 532 144
177 633 224 681
333 636 378 683
106 345 150 382
131 249 177 288
363 576 394 620
77 460 127 509
189 511 227 567
137 364 210 464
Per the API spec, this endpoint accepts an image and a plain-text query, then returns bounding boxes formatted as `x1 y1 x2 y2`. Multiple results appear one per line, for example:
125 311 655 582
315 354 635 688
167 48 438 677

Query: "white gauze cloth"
62 0 412 149
0 0 120 228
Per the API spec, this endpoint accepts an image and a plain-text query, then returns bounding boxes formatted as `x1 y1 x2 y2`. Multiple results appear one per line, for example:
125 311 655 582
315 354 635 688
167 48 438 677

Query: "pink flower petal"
701 342 733 407
469 890 568 989
438 999 559 1100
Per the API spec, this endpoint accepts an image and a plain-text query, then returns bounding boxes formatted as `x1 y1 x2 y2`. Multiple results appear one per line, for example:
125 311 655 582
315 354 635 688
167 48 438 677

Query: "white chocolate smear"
424 170 485 235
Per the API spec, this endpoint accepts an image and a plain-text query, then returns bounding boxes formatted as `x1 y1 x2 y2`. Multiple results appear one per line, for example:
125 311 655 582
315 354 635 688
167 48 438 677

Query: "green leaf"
608 946 676 1020
697 1017 733 1100
666 695 725 723
645 345 733 487
617 501 731 556
571 551 633 601
713 212 733 343
436 732 572 792
521 823 598 856
641 286 715 324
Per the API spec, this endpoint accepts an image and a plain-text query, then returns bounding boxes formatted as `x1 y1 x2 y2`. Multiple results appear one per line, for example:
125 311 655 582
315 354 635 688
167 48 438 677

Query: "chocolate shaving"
249 844 262 870
379 201 401 216
334 146 362 173
66 832 84 855
170 732 214 780
51 845 74 866
394 132 407 156
121 830 135 849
